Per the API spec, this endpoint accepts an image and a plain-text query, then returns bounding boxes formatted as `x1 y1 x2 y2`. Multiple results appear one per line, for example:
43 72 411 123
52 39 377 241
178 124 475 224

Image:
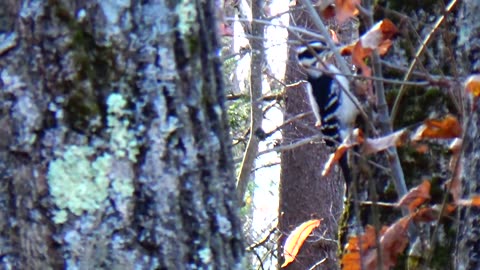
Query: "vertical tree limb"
236 0 265 202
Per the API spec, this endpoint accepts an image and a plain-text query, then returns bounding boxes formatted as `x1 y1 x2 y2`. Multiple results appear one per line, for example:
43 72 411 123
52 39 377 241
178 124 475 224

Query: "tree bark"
0 0 243 269
278 6 345 270
456 1 480 269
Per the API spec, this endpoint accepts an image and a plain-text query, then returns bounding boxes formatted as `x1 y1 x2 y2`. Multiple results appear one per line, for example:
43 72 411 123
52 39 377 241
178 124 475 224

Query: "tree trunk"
456 1 480 269
278 6 345 270
0 0 244 269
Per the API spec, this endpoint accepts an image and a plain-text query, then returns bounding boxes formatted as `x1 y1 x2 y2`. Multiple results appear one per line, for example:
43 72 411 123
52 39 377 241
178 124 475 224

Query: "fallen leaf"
282 219 322 267
412 114 462 141
322 129 364 176
396 180 431 212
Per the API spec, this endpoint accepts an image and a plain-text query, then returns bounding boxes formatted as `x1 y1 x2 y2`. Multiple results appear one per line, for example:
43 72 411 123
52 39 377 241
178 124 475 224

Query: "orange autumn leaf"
341 19 397 77
335 0 361 24
281 219 322 267
365 216 411 270
341 225 388 270
342 252 361 270
361 225 388 250
396 180 431 212
322 129 364 176
472 195 480 206
465 74 480 97
412 114 462 140
457 195 480 207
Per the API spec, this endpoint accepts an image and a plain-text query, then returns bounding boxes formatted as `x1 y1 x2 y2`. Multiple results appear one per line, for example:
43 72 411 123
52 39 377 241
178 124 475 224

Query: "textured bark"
456 1 480 269
278 7 345 270
0 0 243 269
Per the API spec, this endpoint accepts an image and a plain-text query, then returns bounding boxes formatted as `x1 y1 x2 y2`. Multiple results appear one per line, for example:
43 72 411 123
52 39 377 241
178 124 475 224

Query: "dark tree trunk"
0 0 244 269
278 6 345 270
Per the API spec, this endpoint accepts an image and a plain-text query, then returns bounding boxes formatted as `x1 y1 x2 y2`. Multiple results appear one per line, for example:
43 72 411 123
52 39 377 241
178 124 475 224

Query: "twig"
358 200 398 207
257 134 323 156
390 0 459 122
253 162 280 172
225 17 327 41
246 225 278 251
307 258 327 270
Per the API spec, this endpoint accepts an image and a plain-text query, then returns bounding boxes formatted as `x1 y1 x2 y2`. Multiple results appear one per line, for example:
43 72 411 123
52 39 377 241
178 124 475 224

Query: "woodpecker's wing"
296 42 359 145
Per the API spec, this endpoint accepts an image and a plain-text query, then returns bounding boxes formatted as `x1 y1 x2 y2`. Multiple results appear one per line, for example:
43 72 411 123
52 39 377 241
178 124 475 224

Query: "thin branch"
358 200 397 207
307 258 327 270
227 92 282 101
253 161 280 172
225 17 327 41
361 0 408 202
246 225 278 251
257 134 323 156
390 0 459 123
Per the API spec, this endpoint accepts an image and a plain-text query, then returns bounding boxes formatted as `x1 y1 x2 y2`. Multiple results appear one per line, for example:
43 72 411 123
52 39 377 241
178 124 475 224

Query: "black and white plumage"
296 41 360 187
296 42 359 146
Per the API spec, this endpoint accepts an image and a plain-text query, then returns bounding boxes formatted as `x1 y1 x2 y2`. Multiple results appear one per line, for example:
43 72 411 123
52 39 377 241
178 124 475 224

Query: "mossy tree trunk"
0 0 243 269
456 1 480 269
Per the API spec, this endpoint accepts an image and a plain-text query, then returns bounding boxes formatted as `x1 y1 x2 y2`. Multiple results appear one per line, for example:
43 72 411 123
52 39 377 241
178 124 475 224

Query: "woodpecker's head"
296 41 333 78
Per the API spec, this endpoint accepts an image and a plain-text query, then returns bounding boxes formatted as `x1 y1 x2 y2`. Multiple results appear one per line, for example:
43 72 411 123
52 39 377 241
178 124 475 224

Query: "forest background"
0 0 480 269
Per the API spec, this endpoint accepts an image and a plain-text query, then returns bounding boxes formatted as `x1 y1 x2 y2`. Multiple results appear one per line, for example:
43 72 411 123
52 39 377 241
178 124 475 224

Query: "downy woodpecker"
296 41 360 186
296 41 359 146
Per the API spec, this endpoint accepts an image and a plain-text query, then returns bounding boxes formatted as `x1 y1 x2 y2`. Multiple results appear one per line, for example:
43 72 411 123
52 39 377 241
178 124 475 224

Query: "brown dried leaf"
396 180 431 212
365 216 411 270
322 129 364 176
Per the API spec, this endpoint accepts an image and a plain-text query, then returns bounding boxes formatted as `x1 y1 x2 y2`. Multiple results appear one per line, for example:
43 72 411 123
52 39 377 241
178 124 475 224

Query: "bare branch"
390 0 459 122
257 134 323 156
